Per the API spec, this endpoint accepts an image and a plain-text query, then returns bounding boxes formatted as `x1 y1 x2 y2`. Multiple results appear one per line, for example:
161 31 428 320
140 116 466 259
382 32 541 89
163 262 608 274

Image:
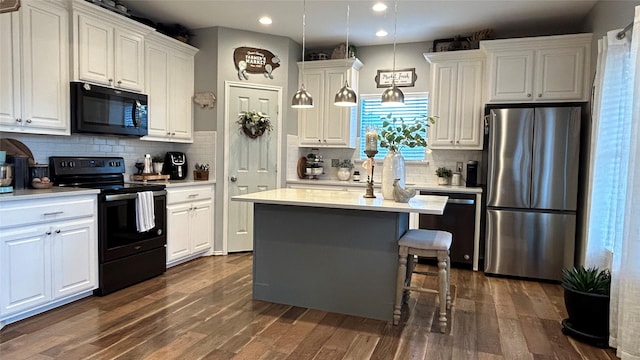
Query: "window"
359 93 429 160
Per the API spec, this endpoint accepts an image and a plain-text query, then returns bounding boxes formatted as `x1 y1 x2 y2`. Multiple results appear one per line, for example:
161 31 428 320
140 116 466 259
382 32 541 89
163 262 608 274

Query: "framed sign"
375 68 417 88
0 0 20 13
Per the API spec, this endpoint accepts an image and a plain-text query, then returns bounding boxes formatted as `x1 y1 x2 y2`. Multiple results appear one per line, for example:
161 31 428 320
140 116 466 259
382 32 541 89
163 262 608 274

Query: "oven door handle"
104 190 167 202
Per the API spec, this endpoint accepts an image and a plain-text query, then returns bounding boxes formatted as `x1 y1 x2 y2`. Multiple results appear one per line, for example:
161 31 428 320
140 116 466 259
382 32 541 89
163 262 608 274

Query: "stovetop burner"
49 156 165 194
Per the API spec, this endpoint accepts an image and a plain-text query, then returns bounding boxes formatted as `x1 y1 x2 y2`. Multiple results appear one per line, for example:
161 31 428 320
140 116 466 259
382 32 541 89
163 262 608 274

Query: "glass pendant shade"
292 86 314 108
334 81 357 107
381 84 405 106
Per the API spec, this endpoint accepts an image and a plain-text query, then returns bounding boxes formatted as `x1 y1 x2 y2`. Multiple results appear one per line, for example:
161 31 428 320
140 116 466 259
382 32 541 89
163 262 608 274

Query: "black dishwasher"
418 191 476 267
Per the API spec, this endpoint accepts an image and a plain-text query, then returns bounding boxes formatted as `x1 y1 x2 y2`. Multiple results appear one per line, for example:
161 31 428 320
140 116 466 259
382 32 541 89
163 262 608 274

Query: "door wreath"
237 111 273 139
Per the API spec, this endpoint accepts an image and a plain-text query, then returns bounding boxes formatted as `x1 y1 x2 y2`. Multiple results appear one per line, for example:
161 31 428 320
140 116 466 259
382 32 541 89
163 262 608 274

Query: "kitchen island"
232 188 447 322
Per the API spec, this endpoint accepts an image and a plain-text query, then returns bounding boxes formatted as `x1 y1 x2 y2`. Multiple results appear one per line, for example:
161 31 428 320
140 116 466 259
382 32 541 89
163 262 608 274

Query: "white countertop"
286 179 482 194
0 187 100 202
232 188 448 214
127 179 216 188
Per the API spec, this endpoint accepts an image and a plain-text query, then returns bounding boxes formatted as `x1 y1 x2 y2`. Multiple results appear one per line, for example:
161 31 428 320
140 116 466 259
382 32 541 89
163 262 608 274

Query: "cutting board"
130 174 170 182
0 138 35 165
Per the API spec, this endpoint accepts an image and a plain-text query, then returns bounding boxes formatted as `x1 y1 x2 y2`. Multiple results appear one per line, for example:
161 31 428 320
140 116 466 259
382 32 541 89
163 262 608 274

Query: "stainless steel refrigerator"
484 106 580 281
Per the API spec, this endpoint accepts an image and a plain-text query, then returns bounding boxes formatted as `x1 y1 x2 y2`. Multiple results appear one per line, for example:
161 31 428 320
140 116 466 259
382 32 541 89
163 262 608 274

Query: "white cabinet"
0 194 97 325
424 50 484 150
142 32 198 143
0 0 69 135
297 59 363 148
166 185 214 267
71 0 152 92
481 34 592 103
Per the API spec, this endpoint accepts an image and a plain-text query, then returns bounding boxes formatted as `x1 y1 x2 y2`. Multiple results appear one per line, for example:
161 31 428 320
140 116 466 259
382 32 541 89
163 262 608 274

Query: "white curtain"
585 6 640 359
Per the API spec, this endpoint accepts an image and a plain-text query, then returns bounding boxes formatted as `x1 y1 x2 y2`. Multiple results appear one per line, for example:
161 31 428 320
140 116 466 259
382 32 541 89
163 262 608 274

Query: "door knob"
230 176 237 182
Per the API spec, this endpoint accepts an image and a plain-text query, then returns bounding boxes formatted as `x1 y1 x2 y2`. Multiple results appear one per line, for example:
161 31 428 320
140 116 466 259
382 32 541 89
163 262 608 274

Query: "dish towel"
136 191 155 232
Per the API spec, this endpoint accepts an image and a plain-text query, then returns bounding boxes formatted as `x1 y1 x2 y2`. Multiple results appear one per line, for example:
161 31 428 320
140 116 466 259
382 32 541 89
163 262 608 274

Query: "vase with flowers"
379 114 436 199
237 111 273 139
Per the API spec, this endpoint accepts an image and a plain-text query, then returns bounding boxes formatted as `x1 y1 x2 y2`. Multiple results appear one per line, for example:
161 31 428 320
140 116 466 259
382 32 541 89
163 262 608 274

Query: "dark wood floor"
0 254 618 360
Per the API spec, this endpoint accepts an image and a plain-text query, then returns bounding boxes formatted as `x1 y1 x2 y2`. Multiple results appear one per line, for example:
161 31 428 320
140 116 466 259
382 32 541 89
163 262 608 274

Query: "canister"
451 173 461 186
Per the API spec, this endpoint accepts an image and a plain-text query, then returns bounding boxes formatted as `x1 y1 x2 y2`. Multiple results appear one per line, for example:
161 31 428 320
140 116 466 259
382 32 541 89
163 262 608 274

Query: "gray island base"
254 203 408 321
232 189 448 322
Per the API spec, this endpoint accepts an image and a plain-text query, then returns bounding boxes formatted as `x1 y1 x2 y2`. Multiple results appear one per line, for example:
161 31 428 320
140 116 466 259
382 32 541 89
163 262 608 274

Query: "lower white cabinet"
166 184 214 267
0 194 97 326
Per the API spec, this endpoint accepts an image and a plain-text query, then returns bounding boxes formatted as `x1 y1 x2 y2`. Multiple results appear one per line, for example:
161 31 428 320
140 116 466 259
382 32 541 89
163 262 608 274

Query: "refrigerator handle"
484 114 492 135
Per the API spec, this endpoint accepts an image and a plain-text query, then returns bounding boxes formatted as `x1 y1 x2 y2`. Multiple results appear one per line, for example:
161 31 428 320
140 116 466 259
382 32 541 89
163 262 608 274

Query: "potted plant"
561 266 611 347
152 155 165 174
336 159 354 181
378 114 437 199
435 167 452 185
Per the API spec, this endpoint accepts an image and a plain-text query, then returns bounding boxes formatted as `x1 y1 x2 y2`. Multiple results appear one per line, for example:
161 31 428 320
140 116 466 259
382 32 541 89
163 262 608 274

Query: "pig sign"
233 47 281 80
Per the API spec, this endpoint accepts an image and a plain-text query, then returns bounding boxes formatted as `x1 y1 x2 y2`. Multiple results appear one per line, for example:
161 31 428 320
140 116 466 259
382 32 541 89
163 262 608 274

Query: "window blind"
359 93 429 160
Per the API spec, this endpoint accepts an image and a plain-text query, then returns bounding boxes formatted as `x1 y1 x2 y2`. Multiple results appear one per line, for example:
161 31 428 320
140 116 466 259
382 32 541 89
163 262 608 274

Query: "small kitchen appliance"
0 163 13 193
163 152 188 180
466 161 478 187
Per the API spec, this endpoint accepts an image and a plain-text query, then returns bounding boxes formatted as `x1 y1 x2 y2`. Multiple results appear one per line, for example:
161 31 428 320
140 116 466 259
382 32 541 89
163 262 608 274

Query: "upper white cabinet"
71 0 153 92
481 34 592 103
424 50 484 150
298 59 363 148
142 32 198 143
0 0 69 135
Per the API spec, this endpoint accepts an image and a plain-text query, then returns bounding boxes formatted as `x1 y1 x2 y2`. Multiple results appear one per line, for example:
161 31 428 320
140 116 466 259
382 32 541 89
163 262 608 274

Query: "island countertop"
232 188 448 215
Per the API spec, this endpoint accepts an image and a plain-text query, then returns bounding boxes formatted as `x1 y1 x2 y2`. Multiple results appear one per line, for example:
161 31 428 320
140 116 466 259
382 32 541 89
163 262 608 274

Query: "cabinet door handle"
188 194 199 198
538 93 542 98
456 140 460 144
527 93 532 98
108 78 113 83
46 231 52 235
26 119 32 123
167 132 172 135
317 139 321 143
117 80 122 85
44 211 64 216
450 140 453 143
16 118 22 123
55 229 61 233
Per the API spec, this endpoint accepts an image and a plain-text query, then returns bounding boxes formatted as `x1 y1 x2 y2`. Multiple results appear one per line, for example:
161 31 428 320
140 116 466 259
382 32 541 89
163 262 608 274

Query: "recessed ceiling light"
259 16 272 25
372 2 387 12
376 29 388 37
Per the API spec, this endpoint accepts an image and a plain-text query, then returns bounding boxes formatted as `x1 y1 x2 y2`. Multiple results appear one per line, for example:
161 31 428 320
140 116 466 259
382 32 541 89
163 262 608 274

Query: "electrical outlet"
331 159 339 167
456 162 464 173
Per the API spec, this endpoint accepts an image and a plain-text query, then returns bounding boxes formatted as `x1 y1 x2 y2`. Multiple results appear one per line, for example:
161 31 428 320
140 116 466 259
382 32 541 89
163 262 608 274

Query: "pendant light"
292 0 314 108
334 4 357 107
381 0 404 106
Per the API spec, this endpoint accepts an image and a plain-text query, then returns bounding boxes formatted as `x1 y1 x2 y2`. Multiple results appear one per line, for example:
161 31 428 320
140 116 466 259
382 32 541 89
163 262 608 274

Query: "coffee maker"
163 152 188 180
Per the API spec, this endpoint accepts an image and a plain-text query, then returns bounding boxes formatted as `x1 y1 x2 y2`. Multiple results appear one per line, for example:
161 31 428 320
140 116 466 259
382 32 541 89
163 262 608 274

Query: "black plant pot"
562 285 610 348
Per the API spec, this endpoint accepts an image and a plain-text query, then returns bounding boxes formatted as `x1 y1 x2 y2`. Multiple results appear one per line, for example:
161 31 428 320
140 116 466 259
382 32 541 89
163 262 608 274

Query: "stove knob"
60 161 66 167
69 161 75 168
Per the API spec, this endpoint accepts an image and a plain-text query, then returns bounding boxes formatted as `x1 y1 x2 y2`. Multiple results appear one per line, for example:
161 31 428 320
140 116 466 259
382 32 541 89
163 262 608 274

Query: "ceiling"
121 0 598 48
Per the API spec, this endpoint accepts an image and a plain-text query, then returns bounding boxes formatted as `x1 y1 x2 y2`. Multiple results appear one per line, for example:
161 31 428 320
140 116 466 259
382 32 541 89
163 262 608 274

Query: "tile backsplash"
287 135 482 184
1 131 216 181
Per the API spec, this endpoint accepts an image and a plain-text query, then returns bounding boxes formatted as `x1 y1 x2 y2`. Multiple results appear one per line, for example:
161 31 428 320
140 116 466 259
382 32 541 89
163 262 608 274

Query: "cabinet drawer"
0 197 96 229
167 186 212 204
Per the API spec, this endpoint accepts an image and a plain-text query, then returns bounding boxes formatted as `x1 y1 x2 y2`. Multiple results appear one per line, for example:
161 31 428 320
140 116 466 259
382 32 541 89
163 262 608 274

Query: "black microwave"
71 82 148 137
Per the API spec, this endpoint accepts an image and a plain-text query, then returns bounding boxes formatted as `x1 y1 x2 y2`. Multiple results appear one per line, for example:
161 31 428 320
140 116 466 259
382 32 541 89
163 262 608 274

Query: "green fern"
561 266 611 295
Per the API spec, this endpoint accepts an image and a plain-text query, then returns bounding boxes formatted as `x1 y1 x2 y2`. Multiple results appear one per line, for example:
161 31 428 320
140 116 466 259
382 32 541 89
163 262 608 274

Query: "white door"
225 82 280 253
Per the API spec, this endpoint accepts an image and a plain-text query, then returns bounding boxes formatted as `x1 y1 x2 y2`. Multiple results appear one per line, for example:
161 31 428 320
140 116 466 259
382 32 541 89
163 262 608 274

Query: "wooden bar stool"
393 229 452 332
